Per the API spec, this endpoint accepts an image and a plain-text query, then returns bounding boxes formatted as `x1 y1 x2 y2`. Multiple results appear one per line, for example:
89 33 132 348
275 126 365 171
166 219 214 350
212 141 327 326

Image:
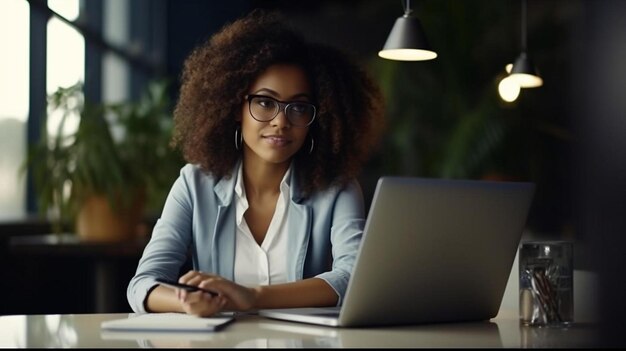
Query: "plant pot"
75 192 145 242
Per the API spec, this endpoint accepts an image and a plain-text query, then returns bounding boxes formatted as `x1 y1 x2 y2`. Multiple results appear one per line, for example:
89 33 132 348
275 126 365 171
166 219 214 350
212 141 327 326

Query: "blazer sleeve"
314 180 365 305
126 165 195 313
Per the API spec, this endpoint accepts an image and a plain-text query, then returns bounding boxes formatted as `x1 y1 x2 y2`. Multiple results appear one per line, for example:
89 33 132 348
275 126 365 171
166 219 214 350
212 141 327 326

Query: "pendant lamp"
378 0 437 61
508 0 543 87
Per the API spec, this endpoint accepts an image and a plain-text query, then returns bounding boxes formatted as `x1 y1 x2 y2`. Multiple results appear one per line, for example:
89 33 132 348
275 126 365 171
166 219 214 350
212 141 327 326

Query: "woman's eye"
257 98 275 109
290 104 308 114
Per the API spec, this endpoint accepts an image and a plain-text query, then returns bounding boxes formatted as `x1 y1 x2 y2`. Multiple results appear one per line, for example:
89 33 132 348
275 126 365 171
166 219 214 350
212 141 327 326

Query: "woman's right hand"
176 273 228 317
177 289 227 317
177 270 259 315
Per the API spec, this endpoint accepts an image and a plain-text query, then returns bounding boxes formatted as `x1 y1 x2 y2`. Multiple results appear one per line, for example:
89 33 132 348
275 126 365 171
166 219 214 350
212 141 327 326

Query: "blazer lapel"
286 168 312 280
212 168 237 281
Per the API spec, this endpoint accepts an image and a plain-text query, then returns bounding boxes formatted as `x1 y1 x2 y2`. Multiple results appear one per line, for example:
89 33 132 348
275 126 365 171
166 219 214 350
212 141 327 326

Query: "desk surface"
0 310 599 348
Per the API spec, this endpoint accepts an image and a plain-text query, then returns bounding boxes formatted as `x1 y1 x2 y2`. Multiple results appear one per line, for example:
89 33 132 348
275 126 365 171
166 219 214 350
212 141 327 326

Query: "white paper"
101 313 233 332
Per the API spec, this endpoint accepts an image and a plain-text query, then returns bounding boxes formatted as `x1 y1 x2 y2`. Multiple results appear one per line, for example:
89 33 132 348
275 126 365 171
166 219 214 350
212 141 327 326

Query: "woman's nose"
271 107 290 128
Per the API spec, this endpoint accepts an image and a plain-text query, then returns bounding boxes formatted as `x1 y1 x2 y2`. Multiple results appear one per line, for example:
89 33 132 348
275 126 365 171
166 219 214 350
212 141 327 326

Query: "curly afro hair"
172 9 385 196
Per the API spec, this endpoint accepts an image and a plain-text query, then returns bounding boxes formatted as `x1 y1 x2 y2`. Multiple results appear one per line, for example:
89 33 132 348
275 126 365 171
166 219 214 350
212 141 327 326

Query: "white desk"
0 310 599 348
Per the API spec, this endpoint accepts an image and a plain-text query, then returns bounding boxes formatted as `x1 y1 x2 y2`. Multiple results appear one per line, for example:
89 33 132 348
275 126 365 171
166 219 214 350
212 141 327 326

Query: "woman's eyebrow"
252 88 279 96
251 88 311 101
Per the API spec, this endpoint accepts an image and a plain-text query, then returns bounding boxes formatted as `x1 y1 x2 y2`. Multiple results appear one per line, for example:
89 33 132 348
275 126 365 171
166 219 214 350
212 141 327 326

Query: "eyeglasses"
245 94 316 127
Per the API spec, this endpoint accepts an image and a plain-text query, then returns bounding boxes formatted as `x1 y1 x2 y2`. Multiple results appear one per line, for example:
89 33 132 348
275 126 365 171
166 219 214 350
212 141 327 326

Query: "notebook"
259 176 535 327
100 313 234 332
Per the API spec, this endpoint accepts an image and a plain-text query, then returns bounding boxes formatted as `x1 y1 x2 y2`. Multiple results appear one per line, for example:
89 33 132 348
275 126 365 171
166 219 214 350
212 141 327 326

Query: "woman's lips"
263 135 291 146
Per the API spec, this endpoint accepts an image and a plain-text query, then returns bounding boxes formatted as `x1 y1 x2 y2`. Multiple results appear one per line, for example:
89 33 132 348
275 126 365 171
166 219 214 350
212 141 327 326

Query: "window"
0 0 164 221
0 0 85 219
46 0 84 138
0 0 30 219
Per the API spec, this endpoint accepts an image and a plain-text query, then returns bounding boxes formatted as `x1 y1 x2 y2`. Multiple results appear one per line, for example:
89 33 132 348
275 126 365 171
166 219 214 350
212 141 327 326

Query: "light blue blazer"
127 162 365 313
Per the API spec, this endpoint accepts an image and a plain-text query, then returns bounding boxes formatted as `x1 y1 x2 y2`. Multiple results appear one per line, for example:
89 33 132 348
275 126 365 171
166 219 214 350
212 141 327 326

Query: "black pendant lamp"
378 0 437 61
509 0 543 87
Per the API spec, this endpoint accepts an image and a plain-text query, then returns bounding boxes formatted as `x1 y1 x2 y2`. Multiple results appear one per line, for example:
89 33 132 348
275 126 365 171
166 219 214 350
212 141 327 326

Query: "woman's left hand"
178 270 259 312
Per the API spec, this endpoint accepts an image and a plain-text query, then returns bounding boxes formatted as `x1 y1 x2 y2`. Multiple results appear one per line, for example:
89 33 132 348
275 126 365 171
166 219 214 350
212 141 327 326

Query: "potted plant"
24 80 184 241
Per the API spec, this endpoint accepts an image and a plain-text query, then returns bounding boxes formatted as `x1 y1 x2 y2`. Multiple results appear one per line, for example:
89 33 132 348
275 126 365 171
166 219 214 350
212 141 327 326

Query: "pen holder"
519 241 573 327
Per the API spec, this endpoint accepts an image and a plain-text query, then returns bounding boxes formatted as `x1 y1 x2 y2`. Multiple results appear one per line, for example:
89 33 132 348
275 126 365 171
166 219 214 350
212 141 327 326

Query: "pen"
155 278 219 297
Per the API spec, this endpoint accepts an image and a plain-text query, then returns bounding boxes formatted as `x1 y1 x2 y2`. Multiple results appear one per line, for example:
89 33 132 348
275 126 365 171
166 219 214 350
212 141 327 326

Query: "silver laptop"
259 176 535 327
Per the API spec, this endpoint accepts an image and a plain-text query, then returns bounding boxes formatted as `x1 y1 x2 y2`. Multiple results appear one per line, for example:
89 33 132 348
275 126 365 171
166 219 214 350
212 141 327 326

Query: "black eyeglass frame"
244 94 317 127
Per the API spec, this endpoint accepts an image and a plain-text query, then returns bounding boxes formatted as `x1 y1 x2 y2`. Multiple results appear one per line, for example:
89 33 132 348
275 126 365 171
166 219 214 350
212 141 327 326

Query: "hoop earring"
234 127 243 150
309 137 314 154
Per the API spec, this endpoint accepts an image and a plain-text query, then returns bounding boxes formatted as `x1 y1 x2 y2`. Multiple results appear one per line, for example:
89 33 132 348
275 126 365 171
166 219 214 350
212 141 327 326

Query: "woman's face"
240 64 312 167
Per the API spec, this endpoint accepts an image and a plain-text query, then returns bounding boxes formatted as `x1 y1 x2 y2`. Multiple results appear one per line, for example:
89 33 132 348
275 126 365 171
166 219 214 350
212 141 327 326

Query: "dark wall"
165 0 250 84
572 0 626 345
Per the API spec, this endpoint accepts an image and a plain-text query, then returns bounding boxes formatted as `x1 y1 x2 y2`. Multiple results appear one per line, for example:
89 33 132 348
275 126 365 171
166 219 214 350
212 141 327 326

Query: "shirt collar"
234 162 292 225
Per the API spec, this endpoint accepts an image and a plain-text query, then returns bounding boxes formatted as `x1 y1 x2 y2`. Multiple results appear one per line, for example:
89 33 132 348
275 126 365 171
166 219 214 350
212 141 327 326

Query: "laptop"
259 176 535 327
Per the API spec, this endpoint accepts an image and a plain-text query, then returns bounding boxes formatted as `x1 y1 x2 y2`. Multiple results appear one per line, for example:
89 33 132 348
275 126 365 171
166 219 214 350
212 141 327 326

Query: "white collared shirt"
233 163 290 287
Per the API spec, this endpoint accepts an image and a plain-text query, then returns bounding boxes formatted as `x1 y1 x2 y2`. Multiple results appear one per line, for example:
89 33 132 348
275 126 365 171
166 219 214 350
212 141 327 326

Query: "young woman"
127 10 384 317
